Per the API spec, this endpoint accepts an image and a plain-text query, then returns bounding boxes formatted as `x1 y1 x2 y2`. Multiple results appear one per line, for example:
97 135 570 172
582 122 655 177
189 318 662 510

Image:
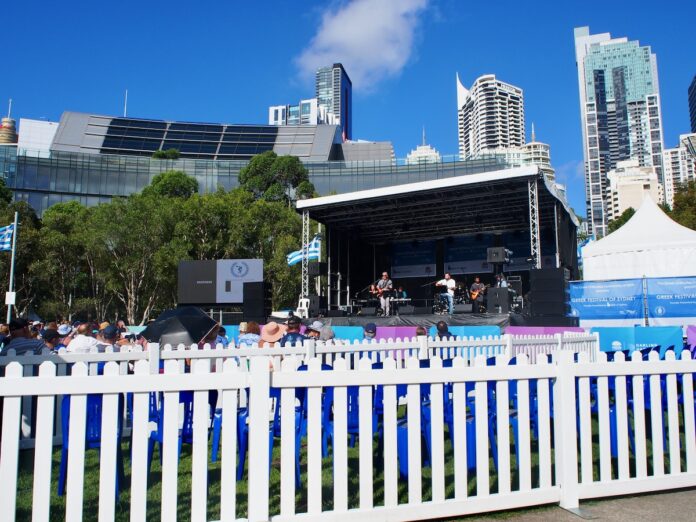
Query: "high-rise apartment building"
605 159 663 222
689 75 696 133
456 74 525 159
268 98 335 126
574 26 665 237
315 63 352 140
663 133 696 207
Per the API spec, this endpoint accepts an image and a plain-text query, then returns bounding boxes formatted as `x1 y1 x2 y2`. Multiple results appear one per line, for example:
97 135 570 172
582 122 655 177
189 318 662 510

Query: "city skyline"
2 0 694 218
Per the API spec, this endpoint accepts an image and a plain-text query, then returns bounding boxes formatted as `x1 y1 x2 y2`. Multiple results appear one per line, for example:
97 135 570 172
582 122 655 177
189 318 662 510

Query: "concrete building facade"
605 159 663 222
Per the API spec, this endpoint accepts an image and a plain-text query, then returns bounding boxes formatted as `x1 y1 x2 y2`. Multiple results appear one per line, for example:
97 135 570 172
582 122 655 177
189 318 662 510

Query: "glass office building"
316 64 352 140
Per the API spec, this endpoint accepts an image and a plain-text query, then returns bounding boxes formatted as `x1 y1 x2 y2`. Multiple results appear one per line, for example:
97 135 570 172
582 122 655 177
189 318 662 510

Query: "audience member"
238 321 261 347
415 326 427 337
3 318 46 354
436 320 454 340
319 325 335 341
65 323 100 353
305 320 324 339
279 316 306 347
260 321 285 346
364 323 377 340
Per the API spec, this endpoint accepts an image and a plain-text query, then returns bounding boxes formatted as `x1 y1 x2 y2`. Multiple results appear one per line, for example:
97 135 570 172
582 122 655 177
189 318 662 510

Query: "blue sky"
3 0 695 217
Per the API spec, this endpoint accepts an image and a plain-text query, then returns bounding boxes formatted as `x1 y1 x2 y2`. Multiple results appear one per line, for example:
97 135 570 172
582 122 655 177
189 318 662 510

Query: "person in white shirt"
65 323 100 353
436 272 457 315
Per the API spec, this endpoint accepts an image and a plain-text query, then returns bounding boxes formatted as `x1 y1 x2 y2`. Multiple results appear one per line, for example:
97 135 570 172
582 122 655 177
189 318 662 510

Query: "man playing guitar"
470 276 488 313
372 272 393 316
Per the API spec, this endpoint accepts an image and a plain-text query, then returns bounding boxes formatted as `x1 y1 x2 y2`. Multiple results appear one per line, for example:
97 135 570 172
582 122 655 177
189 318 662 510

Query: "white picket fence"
1 343 694 521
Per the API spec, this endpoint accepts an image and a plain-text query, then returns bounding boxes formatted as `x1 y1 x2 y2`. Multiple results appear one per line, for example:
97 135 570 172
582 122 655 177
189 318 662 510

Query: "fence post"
555 333 563 356
418 335 428 360
148 343 161 375
305 338 316 360
504 334 513 358
248 356 271 522
554 350 579 509
591 331 600 363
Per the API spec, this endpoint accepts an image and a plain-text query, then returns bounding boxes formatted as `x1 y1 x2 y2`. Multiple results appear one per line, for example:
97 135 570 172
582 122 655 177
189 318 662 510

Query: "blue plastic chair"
58 394 125 497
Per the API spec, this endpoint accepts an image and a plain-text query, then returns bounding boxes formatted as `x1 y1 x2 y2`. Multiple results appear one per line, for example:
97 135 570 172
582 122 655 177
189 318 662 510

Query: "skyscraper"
574 26 665 237
663 133 696 207
456 74 525 159
315 63 352 140
689 75 696 133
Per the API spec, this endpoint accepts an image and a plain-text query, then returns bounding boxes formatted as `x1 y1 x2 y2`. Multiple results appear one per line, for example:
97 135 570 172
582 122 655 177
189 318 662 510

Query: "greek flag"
0 224 14 251
287 236 321 266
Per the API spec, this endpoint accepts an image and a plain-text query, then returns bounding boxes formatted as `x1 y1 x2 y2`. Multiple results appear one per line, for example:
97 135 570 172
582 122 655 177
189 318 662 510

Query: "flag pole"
6 211 18 323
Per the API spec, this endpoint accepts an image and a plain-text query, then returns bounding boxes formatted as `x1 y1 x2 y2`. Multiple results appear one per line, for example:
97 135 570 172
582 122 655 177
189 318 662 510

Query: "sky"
3 0 695 217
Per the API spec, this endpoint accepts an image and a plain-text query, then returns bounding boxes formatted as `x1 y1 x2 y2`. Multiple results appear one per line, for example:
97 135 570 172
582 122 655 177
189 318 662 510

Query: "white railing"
1 347 694 521
0 334 598 449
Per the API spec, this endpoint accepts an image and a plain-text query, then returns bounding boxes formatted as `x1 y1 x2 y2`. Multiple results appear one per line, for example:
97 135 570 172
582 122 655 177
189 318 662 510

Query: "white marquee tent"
582 196 696 280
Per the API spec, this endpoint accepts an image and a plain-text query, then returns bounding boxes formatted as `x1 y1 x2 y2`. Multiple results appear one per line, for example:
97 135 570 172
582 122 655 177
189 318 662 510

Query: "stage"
270 313 511 329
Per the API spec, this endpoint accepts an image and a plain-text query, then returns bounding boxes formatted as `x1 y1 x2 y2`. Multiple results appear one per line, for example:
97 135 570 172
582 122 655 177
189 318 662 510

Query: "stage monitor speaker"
414 306 432 315
487 247 507 263
308 295 327 317
308 262 328 277
326 309 346 317
453 303 472 314
399 305 415 315
487 288 510 314
361 307 377 316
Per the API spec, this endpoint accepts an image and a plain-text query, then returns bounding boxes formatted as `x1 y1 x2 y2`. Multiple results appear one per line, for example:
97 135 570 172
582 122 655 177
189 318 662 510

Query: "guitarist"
374 271 394 316
470 276 487 313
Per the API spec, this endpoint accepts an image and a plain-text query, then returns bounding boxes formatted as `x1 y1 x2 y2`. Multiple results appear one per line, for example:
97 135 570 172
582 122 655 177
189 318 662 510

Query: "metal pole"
528 179 541 269
554 202 561 269
301 211 309 299
347 238 351 311
327 228 331 309
6 211 18 323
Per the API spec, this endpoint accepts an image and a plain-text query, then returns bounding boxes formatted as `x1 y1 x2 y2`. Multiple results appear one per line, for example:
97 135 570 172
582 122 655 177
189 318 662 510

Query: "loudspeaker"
308 262 328 277
243 282 265 302
529 268 569 317
453 303 472 313
529 267 570 283
326 309 346 317
308 295 327 317
487 288 510 314
361 306 377 316
487 247 507 263
414 306 432 315
399 305 415 315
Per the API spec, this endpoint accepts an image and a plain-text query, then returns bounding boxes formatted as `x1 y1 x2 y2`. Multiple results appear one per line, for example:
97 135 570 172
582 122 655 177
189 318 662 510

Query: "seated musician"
470 276 486 313
435 272 456 315
396 286 407 299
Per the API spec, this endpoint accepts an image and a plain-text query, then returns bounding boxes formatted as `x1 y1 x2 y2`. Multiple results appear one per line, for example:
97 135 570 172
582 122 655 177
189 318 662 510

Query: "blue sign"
569 279 644 320
591 327 636 352
444 235 492 275
646 277 696 319
635 326 684 357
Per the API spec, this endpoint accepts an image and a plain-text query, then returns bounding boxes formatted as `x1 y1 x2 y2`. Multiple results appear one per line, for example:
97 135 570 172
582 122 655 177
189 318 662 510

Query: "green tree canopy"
0 178 13 206
238 151 315 204
152 148 181 159
670 181 696 230
607 207 636 235
142 170 199 199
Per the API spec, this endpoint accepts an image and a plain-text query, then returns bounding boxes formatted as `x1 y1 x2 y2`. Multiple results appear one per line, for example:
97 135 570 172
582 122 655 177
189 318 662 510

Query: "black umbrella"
141 307 218 347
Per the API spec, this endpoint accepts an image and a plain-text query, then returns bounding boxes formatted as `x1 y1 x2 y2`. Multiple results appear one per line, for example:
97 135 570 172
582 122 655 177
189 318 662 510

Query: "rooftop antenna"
7 98 12 119
531 122 536 142
123 89 128 117
422 126 426 146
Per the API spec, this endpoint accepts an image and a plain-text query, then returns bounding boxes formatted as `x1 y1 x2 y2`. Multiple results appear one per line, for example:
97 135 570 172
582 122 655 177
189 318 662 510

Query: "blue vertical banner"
646 276 696 326
391 240 436 278
569 279 644 325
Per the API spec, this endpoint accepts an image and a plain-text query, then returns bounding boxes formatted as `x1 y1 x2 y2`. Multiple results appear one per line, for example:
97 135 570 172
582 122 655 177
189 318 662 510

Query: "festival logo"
653 305 666 317
230 261 249 278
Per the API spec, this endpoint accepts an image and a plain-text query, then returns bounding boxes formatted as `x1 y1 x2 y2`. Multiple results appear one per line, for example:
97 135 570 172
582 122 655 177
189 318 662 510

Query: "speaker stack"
486 288 510 314
307 262 327 277
243 282 266 322
308 295 327 317
528 268 577 326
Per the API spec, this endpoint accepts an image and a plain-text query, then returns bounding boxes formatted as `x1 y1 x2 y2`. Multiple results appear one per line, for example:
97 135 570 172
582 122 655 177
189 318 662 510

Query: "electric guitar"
470 284 490 301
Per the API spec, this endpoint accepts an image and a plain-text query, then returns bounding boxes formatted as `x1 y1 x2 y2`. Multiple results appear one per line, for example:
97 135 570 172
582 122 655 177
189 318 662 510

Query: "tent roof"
296 166 578 243
584 196 696 256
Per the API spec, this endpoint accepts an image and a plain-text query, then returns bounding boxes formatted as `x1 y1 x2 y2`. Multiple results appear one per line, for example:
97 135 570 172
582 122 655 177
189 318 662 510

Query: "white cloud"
295 0 429 91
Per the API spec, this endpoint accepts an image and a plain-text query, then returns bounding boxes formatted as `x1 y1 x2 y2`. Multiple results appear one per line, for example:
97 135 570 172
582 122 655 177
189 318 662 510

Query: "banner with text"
569 279 644 325
646 276 696 326
391 240 437 278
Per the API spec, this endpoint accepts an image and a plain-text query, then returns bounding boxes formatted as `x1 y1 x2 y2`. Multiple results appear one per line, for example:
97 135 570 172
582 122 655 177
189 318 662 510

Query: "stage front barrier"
688 325 696 351
427 325 502 339
505 326 585 336
591 326 685 357
2 350 696 521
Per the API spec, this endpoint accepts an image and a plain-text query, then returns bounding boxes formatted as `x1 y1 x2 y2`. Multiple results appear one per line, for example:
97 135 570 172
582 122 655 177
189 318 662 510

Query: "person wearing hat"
305 320 324 339
279 316 306 347
42 329 63 351
97 325 121 352
319 325 335 341
3 318 46 355
260 321 286 346
364 322 377 340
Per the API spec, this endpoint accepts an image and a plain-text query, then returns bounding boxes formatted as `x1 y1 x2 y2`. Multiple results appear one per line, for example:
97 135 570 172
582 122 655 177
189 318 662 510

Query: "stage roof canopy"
296 166 579 243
